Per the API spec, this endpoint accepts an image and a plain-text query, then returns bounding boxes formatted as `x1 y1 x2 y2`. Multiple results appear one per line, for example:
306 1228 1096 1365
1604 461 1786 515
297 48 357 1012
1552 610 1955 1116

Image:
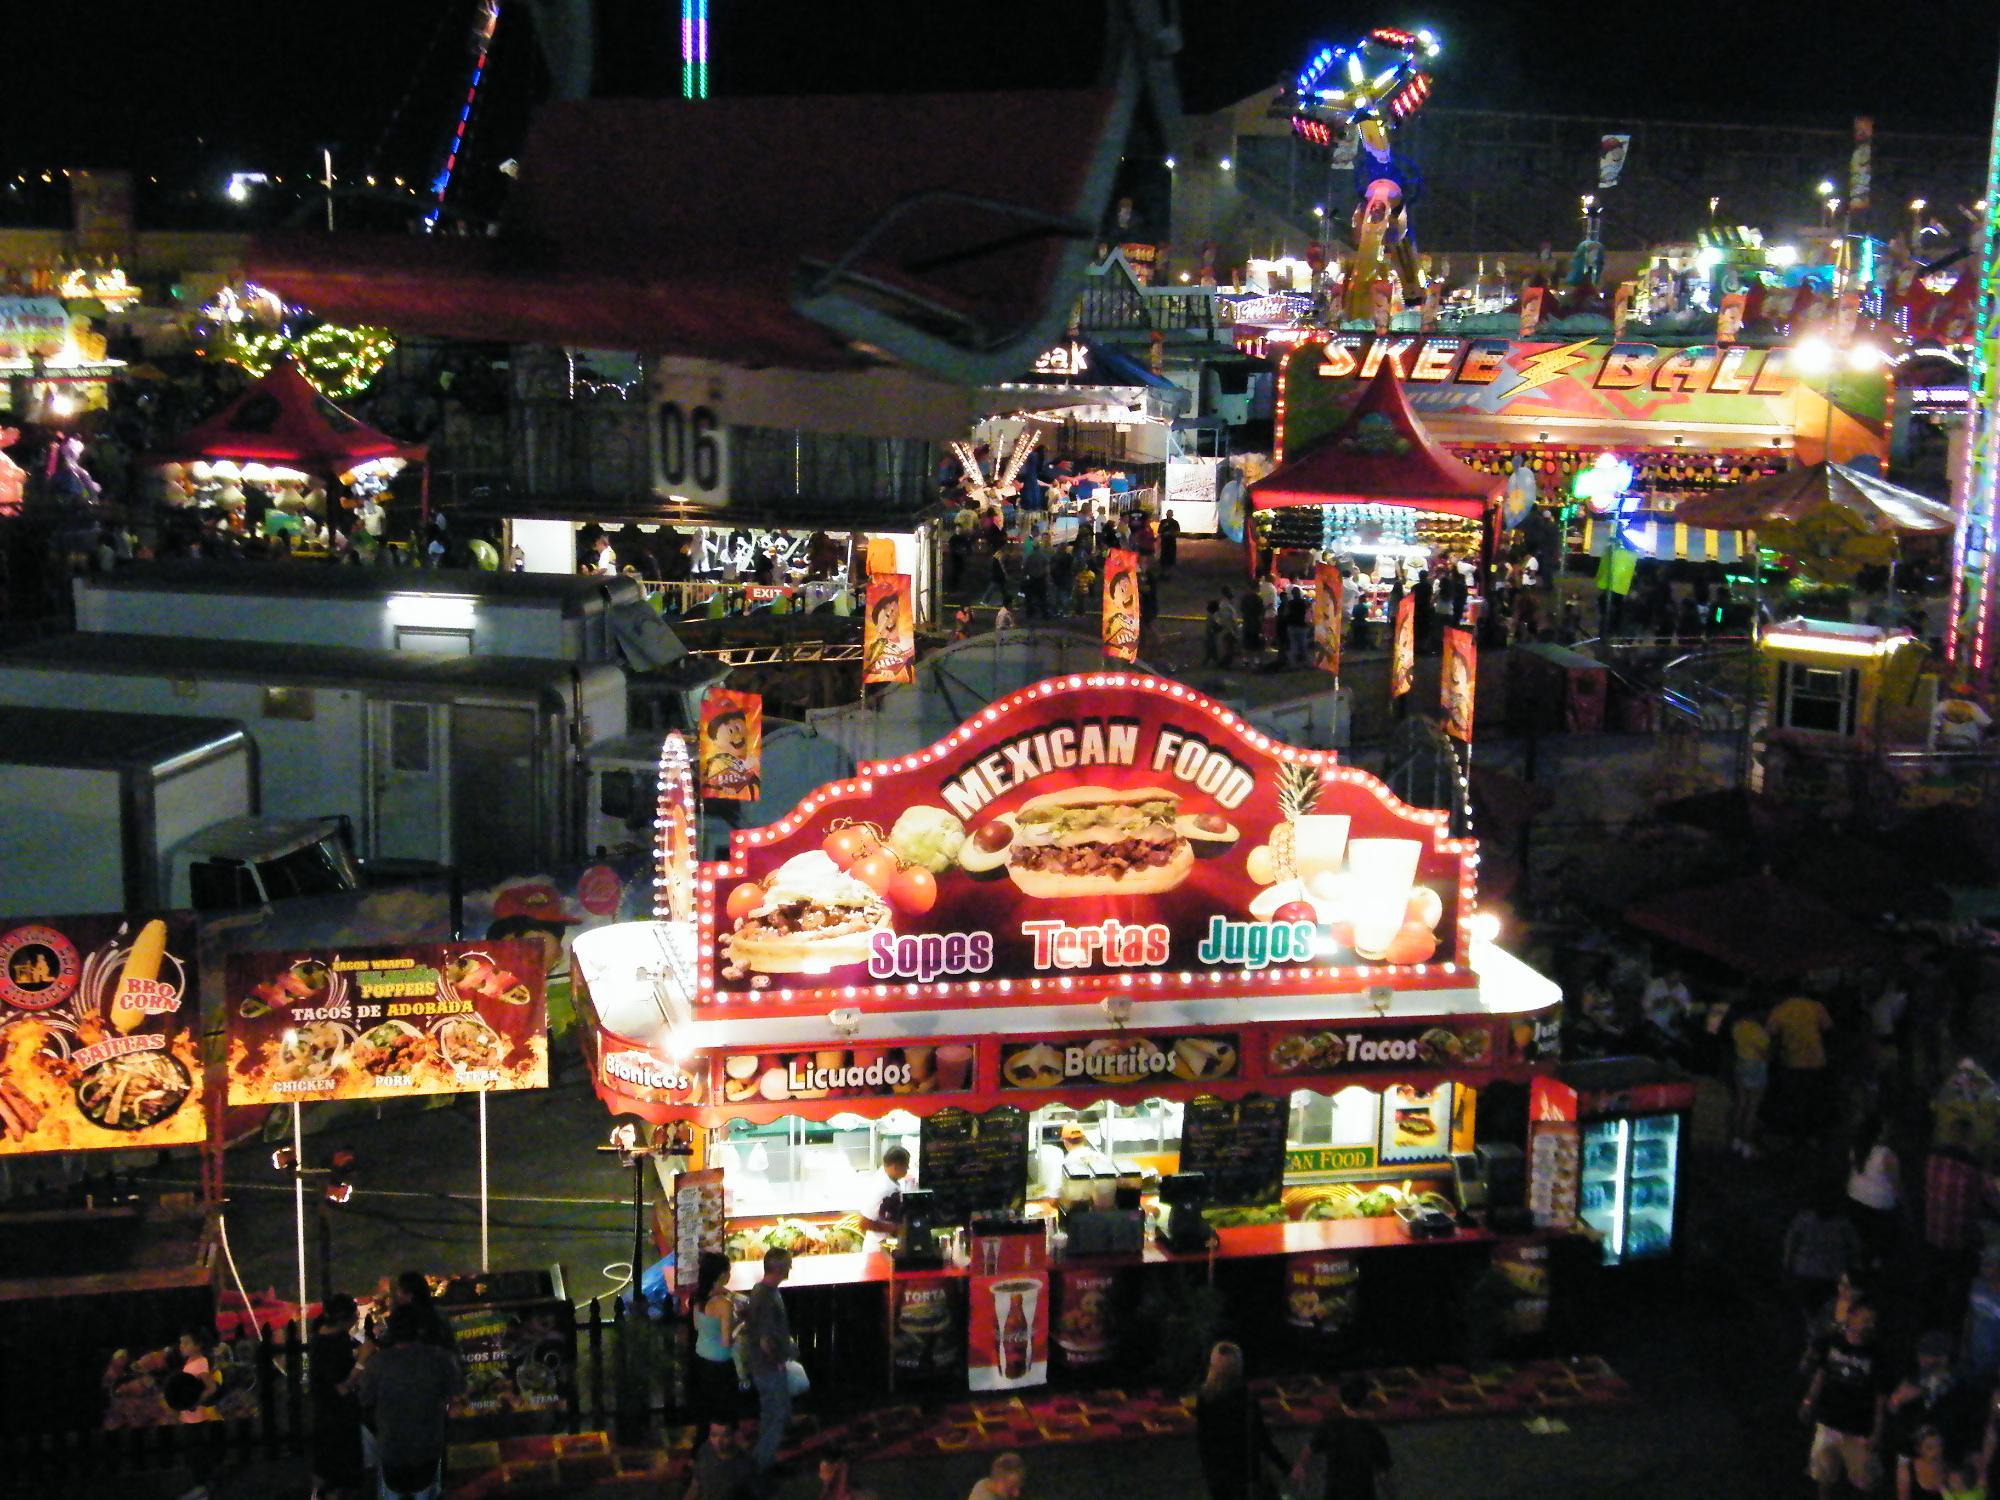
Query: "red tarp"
252 91 1121 371
1252 362 1502 518
149 360 424 474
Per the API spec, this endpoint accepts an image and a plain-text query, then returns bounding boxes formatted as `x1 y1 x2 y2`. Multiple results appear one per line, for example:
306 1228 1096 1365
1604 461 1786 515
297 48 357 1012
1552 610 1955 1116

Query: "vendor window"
716 1111 917 1218
1776 662 1859 736
1286 1086 1383 1151
1028 1099 1184 1197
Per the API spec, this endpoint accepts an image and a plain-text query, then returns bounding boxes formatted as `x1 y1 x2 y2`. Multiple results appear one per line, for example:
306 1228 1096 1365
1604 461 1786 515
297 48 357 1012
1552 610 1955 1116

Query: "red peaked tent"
1251 362 1501 518
150 360 425 475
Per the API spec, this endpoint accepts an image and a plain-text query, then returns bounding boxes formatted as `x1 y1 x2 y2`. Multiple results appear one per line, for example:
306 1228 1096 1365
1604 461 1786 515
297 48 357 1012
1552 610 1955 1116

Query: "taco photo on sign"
864 575 915 685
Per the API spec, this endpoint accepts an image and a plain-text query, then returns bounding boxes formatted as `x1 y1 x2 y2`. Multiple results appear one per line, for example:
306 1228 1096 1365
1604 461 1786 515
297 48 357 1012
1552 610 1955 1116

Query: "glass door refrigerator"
1530 1060 1693 1267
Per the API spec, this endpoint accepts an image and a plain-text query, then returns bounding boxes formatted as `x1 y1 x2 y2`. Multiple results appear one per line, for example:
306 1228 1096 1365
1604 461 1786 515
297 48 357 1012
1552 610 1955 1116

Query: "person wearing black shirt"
1193 1342 1285 1500
1802 1303 1892 1498
1295 1374 1394 1500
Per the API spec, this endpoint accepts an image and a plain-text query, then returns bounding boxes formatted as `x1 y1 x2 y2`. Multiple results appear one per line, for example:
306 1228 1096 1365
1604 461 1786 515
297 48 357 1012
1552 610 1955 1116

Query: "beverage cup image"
1346 837 1422 957
992 1277 1041 1380
1292 815 1351 887
933 1044 974 1091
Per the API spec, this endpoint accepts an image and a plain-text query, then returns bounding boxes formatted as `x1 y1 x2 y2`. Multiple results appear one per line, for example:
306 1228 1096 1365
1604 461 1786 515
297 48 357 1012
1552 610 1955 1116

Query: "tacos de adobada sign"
699 675 1474 1008
225 941 549 1105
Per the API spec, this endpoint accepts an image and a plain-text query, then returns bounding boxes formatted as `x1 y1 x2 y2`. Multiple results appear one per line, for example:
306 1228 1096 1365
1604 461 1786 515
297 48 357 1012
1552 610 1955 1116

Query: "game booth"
1267 332 1890 571
1249 363 1501 621
572 675 1597 1395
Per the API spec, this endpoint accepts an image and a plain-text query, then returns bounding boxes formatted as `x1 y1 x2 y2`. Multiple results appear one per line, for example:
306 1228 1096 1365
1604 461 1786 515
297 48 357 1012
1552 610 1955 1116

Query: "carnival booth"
145 361 427 548
1249 365 1501 619
574 676 1578 1392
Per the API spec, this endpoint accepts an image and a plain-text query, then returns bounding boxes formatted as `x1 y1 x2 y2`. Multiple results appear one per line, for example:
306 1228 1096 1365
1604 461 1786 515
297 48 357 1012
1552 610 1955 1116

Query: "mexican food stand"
573 675 1575 1389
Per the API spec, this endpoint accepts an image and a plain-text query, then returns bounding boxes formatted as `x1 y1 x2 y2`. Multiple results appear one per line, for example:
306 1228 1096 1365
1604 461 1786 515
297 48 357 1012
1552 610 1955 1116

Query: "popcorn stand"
572 675 1577 1391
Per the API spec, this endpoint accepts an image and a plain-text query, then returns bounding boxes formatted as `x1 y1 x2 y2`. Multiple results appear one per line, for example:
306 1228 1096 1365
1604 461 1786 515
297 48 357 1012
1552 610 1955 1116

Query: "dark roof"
1251 363 1500 517
1672 461 1955 534
0 632 595 698
0 708 247 771
83 561 642 613
149 361 424 471
252 91 1123 377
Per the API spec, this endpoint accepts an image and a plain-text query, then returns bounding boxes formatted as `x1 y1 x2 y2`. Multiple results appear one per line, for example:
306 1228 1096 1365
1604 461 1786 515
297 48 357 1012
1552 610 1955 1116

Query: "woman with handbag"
1194 1341 1287 1500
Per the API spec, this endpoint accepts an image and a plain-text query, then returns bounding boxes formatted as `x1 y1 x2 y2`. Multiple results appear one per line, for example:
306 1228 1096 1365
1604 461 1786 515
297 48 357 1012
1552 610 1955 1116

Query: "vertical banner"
672 1167 726 1293
1311 562 1345 677
892 1276 964 1386
0 913 205 1155
1716 291 1747 345
1442 626 1477 742
1053 1265 1121 1372
1390 592 1416 699
1848 116 1873 218
1517 287 1545 339
968 1270 1050 1392
1611 281 1633 338
863 574 915 684
697 689 762 800
1597 134 1631 189
1101 548 1141 661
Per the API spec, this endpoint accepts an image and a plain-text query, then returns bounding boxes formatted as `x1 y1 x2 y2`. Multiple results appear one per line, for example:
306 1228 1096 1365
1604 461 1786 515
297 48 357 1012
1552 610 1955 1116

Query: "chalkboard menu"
920 1106 1029 1225
1179 1094 1287 1207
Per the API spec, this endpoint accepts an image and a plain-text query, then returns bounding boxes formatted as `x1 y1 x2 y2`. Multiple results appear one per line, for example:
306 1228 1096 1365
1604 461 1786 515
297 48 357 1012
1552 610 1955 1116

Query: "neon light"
682 0 710 100
426 0 501 230
1953 67 2000 678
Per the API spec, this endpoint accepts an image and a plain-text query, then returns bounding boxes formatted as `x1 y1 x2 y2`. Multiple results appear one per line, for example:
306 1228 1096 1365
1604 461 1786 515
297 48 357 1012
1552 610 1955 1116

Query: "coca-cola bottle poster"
968 1270 1049 1392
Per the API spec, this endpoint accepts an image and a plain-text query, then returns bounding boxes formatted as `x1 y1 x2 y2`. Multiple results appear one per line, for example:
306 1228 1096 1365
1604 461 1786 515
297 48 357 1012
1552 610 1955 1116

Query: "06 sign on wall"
651 360 729 507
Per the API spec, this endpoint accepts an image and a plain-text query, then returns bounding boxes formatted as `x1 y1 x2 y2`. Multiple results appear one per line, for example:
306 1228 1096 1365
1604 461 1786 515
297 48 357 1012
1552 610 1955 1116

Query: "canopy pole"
479 1088 491 1273
292 1103 309 1342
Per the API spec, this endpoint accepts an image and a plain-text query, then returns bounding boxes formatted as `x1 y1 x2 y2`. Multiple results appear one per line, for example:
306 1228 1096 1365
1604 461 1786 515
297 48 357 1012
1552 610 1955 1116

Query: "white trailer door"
367 700 449 862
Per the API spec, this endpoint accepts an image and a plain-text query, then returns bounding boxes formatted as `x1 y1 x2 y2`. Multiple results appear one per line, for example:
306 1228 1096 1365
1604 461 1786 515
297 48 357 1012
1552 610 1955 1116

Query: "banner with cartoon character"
1391 592 1415 698
1441 626 1476 742
863 575 916 685
1101 549 1141 662
0 912 204 1155
1312 562 1344 677
698 689 763 801
466 861 651 1038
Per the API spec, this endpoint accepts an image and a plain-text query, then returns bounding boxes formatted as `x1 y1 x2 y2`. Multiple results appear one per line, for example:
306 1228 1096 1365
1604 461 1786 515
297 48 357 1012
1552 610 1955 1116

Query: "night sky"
7 0 1996 185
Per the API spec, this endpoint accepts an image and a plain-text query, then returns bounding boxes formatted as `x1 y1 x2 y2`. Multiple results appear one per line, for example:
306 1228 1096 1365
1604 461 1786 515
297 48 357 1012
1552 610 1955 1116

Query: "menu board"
0 912 205 1156
919 1106 1029 1225
224 942 548 1105
672 1167 726 1292
1178 1094 1287 1208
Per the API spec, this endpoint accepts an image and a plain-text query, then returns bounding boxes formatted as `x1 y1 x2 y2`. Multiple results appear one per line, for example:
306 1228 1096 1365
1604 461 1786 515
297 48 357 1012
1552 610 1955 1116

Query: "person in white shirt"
590 535 619 577
857 1145 911 1236
1844 1113 1900 1262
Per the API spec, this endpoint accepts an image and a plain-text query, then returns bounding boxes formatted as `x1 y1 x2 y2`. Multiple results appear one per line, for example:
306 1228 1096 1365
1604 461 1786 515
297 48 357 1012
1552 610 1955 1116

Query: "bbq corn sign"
224 941 549 1104
699 675 1476 1009
0 912 205 1156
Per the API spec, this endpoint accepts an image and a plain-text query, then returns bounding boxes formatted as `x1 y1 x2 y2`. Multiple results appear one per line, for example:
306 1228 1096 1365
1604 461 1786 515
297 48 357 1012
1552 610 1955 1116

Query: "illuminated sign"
1032 341 1091 377
696 675 1476 1010
1309 336 1794 397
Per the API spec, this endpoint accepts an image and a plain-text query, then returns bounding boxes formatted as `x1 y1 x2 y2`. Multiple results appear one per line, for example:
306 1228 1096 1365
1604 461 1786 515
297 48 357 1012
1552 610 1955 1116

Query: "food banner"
1286 1253 1359 1337
700 676 1474 1010
1268 1018 1498 1077
698 688 763 801
1441 626 1475 742
892 1275 963 1386
1101 548 1141 661
1517 287 1544 339
444 1299 576 1426
0 297 69 361
997 1031 1239 1092
1716 291 1747 345
863 574 915 685
719 1042 971 1106
0 912 204 1155
1053 1265 1121 1370
672 1167 726 1293
969 1269 1050 1392
1597 134 1630 189
224 941 548 1105
466 858 652 1039
1312 562 1344 677
1391 593 1415 699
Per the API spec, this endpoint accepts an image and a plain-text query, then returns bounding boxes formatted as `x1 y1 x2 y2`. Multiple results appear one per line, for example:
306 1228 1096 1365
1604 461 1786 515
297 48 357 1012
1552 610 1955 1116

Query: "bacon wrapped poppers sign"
225 942 548 1104
0 912 205 1155
697 675 1475 1008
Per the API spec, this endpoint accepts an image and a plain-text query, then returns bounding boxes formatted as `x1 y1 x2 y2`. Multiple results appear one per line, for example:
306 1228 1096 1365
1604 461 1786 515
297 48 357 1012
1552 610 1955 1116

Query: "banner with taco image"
1101 548 1141 662
863 574 916 685
1391 591 1415 699
225 941 548 1105
698 688 762 801
1441 626 1476 742
1312 562 1344 677
0 912 205 1155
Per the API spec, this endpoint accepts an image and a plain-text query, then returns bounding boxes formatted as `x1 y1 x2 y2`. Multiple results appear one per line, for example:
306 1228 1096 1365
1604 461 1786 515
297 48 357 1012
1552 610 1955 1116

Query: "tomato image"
888 864 938 915
849 850 899 897
726 882 766 920
824 825 878 869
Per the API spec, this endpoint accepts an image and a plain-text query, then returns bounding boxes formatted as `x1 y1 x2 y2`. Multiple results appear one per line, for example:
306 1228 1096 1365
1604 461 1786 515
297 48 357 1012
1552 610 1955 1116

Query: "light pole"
322 148 335 233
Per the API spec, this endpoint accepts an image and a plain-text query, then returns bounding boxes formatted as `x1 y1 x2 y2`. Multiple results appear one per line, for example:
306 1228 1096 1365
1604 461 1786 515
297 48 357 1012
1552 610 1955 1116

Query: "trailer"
0 635 631 878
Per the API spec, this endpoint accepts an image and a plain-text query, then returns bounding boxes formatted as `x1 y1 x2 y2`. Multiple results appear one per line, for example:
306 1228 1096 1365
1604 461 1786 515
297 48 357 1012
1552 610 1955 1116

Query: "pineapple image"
1246 762 1320 886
